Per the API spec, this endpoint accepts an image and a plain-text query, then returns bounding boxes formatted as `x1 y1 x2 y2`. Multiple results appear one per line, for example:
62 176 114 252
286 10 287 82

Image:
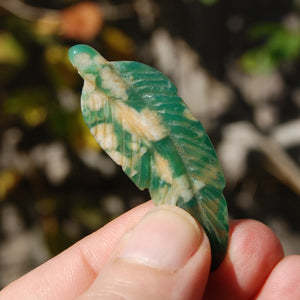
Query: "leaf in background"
0 170 20 201
0 32 26 83
3 87 49 127
69 45 228 269
0 32 25 65
240 48 275 74
101 26 136 60
241 23 300 74
44 44 78 88
198 0 220 5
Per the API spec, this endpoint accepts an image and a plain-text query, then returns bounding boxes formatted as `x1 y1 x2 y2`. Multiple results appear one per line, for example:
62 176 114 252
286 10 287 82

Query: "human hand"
1 201 299 299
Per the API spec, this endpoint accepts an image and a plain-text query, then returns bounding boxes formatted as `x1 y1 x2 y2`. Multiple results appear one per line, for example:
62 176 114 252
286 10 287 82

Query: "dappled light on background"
101 26 136 60
0 32 25 66
0 32 26 83
0 0 299 288
0 170 19 201
3 88 49 127
23 107 48 127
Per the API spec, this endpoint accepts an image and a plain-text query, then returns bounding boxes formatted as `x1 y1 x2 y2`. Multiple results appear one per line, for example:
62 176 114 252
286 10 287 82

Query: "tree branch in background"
0 0 54 20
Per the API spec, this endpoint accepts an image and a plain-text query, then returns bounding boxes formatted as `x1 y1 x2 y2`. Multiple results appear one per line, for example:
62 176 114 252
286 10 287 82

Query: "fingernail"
118 205 203 271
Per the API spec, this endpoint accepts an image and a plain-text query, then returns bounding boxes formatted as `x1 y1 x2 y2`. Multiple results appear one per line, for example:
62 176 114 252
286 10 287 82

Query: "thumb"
79 205 211 300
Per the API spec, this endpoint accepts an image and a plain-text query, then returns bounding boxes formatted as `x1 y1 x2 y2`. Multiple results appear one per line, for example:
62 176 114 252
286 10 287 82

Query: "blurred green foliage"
0 32 25 65
3 87 49 127
0 32 26 83
241 23 300 74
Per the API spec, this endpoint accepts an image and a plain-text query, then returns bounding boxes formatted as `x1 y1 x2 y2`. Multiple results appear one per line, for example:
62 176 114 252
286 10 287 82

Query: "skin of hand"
1 201 300 300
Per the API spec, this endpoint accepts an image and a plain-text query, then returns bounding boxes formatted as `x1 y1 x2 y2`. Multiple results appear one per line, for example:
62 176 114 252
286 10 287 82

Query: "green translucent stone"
69 44 229 269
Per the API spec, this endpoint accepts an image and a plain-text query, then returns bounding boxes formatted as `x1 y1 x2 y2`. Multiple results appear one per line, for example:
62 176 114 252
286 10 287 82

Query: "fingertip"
80 205 212 299
204 219 284 299
228 219 284 272
117 205 204 271
256 255 300 299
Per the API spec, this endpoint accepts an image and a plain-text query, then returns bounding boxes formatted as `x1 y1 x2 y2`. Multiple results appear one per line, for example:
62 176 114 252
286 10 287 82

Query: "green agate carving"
68 44 229 269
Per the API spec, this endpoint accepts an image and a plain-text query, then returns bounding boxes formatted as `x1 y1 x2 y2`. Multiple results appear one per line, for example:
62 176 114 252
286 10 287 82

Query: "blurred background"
0 0 300 288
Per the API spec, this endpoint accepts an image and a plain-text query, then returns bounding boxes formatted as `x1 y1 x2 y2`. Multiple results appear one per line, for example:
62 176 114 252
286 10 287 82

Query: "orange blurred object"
60 2 104 41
